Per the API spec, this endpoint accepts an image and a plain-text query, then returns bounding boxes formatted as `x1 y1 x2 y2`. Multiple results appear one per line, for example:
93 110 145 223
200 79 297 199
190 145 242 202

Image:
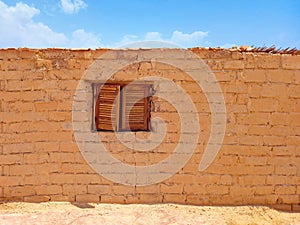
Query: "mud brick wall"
0 48 299 211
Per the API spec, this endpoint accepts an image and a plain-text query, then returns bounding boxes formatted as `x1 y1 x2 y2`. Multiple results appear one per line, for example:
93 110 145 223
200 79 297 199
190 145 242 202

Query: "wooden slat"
95 84 120 131
121 84 150 131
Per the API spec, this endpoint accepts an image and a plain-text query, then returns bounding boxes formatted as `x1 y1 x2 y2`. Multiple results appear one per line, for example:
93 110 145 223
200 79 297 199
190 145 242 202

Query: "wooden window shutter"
121 84 150 131
95 84 120 131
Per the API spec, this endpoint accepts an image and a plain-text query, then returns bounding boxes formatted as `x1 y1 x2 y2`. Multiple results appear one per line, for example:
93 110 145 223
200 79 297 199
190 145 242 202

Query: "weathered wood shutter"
95 84 120 131
121 84 150 131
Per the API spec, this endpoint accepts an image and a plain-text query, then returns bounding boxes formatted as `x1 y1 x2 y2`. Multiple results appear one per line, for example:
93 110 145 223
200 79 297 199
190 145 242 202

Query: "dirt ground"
0 202 299 225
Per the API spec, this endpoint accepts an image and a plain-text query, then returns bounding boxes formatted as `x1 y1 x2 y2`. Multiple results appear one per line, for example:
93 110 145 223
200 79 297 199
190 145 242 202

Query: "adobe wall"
0 48 299 211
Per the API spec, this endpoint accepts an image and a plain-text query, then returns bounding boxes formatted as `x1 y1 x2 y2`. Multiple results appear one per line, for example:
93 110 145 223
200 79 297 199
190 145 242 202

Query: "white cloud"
0 1 100 48
171 31 208 47
0 1 67 47
145 32 162 41
68 29 101 48
60 0 87 14
115 30 209 48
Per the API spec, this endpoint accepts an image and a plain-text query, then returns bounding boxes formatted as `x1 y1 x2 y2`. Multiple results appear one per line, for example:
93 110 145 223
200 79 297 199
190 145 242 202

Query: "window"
93 82 152 132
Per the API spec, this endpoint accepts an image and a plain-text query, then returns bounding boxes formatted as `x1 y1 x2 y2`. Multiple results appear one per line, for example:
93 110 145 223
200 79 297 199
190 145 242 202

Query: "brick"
0 49 20 60
241 156 267 166
9 186 35 197
268 156 291 165
49 111 71 122
261 84 288 99
69 49 92 59
248 84 262 97
63 184 87 195
242 70 266 82
206 185 229 195
277 99 293 113
135 185 159 194
223 60 244 69
186 195 209 204
255 55 280 69
238 175 266 186
61 163 92 173
34 102 57 111
88 185 111 195
218 155 238 165
266 69 294 83
0 91 21 101
269 113 288 125
214 71 236 82
24 175 49 185
35 142 59 152
0 154 23 165
225 82 248 93
275 165 297 175
292 204 300 212
35 163 60 174
281 55 300 69
236 113 269 125
230 186 254 196
263 136 286 146
59 142 78 152
248 125 270 135
287 136 300 146
231 51 243 60
288 85 300 98
112 185 135 195
249 98 277 112
75 174 101 184
239 135 262 145
279 195 300 204
76 194 100 203
275 186 296 195
272 146 295 156
24 195 50 202
244 53 255 68
163 194 186 203
21 91 46 102
221 145 272 157
160 183 183 194
6 102 35 112
219 175 234 185
183 184 206 194
194 174 220 185
0 176 23 186
272 204 292 211
51 195 72 202
289 113 300 126
35 185 62 195
227 104 248 113
100 195 127 204
209 49 231 58
2 59 35 71
34 121 61 132
49 152 75 163
44 131 72 142
270 125 290 136
10 164 35 175
50 174 75 184
267 175 287 185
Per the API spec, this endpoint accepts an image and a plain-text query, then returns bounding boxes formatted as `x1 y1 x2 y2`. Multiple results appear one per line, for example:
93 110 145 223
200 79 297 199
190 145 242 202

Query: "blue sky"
0 0 299 48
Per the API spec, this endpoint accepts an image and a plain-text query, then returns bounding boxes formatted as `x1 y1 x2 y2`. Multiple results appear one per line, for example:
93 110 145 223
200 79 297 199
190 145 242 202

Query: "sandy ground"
0 202 299 225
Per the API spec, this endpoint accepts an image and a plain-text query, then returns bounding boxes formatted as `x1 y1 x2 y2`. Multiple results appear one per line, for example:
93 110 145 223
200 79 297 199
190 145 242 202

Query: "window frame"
92 82 153 132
